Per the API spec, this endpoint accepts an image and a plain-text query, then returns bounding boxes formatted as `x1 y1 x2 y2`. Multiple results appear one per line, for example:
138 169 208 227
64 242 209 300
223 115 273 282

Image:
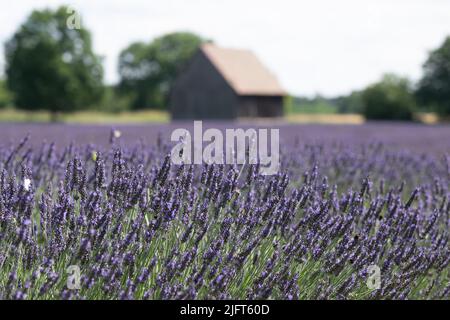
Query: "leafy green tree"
416 36 450 116
118 32 205 109
4 6 104 118
361 74 416 120
0 79 13 108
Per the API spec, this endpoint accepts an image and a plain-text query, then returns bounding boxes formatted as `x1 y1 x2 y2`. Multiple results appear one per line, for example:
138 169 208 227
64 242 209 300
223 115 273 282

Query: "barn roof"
201 44 286 96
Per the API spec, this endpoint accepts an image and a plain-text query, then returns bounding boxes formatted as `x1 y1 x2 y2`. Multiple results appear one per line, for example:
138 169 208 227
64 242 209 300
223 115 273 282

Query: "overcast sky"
1 0 450 97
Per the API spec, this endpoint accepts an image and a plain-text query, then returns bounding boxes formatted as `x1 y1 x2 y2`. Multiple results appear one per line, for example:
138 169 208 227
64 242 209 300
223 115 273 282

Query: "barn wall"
170 51 239 120
239 96 284 118
238 96 258 117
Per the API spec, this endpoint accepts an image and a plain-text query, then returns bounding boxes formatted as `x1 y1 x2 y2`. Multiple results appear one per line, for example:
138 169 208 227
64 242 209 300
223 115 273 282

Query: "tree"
118 32 205 109
98 85 133 113
361 74 416 120
334 91 364 114
0 79 13 108
416 36 450 116
4 6 104 118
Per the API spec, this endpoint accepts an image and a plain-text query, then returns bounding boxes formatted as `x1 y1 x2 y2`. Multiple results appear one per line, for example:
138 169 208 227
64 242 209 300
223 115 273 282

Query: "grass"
0 108 169 124
413 112 440 124
0 108 363 125
287 113 365 124
0 108 443 125
290 103 338 114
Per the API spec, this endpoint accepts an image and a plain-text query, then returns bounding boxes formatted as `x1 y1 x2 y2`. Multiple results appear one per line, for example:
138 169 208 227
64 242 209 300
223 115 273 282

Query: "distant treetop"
417 36 450 116
118 32 206 109
4 6 104 117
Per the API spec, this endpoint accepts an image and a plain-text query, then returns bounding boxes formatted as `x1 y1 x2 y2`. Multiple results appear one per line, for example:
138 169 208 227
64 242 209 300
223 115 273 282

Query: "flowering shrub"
0 131 448 300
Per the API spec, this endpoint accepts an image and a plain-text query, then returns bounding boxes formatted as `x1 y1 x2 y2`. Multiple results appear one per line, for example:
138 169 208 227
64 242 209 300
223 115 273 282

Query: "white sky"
1 0 450 97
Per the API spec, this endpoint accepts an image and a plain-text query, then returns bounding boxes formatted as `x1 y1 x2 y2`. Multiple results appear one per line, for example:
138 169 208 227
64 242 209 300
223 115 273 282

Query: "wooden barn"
170 44 286 120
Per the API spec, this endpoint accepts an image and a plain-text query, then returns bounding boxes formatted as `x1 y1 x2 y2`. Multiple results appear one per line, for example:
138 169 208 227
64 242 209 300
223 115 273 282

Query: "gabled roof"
201 44 286 96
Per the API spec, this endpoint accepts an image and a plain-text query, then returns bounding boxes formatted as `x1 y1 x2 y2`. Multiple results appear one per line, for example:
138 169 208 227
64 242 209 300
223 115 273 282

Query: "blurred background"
0 0 449 124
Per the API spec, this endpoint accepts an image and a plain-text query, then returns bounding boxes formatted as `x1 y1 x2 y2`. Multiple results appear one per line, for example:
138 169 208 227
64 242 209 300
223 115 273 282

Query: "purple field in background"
0 122 449 155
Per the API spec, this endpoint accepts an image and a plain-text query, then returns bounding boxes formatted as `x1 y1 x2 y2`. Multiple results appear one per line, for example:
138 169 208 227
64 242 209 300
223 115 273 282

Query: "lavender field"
0 122 449 300
1 122 450 153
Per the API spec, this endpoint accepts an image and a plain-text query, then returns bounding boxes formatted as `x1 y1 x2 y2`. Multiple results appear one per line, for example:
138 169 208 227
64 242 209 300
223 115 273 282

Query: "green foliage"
416 36 450 116
333 91 364 114
98 86 132 113
286 93 364 116
4 6 104 115
118 32 205 109
0 80 13 108
283 95 294 114
361 74 416 120
289 95 338 114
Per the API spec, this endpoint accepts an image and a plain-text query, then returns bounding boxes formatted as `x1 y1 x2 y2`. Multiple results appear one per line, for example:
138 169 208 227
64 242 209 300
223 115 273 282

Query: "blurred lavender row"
1 123 449 155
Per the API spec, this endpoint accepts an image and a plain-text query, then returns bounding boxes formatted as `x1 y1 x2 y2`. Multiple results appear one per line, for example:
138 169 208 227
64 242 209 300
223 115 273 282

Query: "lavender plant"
0 130 448 300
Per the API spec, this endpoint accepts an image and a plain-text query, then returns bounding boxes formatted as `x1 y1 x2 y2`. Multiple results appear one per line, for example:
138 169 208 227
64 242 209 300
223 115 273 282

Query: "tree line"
289 37 450 121
0 6 206 117
1 6 449 120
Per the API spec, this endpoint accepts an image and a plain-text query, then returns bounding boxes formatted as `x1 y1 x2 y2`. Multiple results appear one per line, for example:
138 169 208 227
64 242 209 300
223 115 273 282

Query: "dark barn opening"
239 95 284 118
